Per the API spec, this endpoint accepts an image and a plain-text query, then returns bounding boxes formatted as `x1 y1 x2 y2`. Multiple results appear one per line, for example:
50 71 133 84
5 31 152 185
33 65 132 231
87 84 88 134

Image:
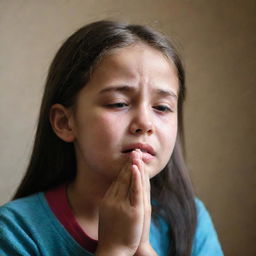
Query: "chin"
147 167 160 179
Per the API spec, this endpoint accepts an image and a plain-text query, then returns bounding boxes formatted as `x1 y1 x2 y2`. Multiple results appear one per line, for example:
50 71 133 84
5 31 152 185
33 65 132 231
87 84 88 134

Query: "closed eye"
153 105 172 112
106 102 128 108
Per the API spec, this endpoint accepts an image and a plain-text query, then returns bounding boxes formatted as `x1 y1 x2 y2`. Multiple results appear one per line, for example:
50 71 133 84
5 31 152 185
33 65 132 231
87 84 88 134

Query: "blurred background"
0 0 255 255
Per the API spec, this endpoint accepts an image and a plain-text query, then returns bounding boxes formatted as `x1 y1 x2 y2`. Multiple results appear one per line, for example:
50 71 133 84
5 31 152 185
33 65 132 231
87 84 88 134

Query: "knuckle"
100 197 114 209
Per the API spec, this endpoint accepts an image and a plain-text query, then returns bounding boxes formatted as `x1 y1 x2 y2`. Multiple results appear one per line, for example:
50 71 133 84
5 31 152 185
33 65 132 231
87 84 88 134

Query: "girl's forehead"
90 44 178 84
98 43 173 68
78 45 179 100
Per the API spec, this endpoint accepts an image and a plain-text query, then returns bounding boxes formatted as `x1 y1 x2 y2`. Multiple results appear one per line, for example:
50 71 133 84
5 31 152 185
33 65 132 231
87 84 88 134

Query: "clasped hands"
95 149 158 256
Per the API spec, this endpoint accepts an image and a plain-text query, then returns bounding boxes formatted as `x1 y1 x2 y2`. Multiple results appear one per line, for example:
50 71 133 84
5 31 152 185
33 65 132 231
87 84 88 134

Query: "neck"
67 169 113 222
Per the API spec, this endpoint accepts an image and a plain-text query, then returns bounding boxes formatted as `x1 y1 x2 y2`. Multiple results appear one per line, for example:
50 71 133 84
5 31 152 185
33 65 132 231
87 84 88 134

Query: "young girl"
0 20 223 256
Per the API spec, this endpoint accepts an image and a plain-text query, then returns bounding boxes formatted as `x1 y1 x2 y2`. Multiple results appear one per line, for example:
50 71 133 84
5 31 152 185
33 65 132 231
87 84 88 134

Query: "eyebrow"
99 85 134 94
99 85 178 99
156 88 178 99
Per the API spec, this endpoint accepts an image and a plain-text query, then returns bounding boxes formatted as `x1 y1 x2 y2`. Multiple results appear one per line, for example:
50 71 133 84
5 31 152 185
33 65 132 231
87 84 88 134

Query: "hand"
95 151 144 256
133 150 158 256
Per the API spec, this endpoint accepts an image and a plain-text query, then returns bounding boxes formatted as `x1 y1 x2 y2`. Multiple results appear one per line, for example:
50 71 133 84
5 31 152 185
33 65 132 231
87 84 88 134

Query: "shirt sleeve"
192 199 224 256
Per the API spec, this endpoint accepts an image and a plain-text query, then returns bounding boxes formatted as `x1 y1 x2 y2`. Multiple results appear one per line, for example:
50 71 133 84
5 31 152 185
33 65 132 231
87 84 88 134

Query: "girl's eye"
106 102 128 108
154 105 172 112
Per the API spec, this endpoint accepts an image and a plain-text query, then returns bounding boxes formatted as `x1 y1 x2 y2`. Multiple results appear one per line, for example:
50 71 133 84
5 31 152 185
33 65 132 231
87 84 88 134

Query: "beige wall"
0 1 255 255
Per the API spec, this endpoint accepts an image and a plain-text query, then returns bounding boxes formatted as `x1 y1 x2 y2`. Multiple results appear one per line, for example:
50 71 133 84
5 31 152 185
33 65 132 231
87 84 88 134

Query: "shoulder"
0 193 48 255
0 193 93 256
1 193 42 209
0 193 46 221
0 192 57 234
192 198 224 256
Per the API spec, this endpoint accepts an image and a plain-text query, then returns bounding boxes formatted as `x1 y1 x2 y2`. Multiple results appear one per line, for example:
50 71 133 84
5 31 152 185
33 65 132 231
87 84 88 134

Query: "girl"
0 20 223 256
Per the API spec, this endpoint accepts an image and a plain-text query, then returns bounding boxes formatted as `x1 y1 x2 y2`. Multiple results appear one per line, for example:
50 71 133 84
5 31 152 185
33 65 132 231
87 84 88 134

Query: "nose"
129 105 154 135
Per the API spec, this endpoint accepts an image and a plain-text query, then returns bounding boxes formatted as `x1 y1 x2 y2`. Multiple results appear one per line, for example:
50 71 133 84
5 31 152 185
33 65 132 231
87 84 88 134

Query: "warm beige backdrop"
0 1 255 255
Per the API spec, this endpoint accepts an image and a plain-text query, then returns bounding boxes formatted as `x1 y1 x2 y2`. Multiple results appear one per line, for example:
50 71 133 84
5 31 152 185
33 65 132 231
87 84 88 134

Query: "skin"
50 43 179 256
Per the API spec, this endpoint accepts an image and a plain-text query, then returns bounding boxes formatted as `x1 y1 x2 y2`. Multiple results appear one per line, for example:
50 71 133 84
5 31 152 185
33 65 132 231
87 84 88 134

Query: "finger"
135 151 152 244
103 159 131 199
103 178 117 199
130 150 151 208
145 172 151 204
132 150 143 172
136 150 147 199
143 170 151 216
131 150 147 201
114 159 134 199
129 164 143 207
137 150 151 205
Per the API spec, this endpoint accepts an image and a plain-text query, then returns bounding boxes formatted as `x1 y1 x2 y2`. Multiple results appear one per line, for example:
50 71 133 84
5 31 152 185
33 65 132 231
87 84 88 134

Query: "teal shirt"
0 193 223 255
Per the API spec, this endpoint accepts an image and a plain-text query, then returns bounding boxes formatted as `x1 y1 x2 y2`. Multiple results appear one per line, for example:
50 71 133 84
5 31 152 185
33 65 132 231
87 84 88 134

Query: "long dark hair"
13 20 196 256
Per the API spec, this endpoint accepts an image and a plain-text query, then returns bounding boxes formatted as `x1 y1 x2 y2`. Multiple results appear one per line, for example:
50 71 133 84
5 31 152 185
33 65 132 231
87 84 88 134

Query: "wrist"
95 245 134 256
134 243 158 256
95 251 128 256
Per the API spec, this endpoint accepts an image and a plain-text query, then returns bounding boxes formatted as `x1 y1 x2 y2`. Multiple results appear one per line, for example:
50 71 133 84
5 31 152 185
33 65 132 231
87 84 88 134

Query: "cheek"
159 119 178 156
150 123 177 178
86 112 125 145
74 113 125 166
159 116 177 140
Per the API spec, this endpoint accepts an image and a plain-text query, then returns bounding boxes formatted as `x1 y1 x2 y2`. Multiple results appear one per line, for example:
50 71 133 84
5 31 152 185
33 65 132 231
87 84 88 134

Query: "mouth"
122 143 155 155
122 148 149 154
121 143 156 163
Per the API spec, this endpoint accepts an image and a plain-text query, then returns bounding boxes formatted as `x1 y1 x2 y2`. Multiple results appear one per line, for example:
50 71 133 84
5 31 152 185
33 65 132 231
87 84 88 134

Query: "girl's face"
70 44 179 181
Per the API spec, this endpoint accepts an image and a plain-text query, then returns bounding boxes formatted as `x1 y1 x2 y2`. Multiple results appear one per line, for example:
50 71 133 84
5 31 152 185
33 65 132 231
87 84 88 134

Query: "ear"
49 104 75 143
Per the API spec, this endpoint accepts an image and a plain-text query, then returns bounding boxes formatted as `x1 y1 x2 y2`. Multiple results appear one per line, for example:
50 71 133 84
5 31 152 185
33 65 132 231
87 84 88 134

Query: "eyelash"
107 103 128 108
106 102 173 113
153 105 172 112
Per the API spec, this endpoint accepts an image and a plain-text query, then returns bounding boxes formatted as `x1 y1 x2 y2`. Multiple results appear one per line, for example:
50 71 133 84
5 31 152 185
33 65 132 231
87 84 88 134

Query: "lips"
121 143 156 162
